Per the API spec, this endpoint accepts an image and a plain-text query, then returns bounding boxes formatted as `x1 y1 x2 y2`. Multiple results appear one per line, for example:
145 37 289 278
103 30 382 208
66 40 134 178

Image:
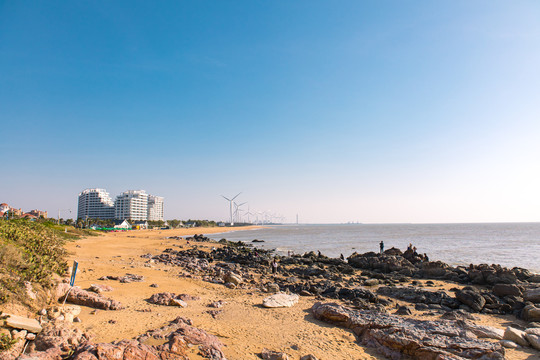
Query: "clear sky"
1 1 540 223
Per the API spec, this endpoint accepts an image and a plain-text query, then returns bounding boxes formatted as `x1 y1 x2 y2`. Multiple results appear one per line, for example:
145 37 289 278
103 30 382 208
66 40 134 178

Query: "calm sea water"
207 223 540 273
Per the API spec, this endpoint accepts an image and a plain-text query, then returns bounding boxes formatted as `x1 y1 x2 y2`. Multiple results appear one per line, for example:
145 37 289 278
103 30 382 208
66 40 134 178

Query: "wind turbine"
221 192 241 225
233 202 247 223
245 205 254 223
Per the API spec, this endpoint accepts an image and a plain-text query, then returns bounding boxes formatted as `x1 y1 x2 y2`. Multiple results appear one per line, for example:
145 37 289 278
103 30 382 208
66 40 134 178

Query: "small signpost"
63 261 78 305
70 261 78 286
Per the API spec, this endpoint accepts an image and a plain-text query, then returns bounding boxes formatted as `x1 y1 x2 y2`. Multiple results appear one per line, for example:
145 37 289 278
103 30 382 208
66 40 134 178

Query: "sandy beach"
65 227 383 359
57 226 540 360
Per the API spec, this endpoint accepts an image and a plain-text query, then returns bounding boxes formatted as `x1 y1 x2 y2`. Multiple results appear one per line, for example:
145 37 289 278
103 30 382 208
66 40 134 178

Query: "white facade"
77 189 115 220
113 219 132 229
147 195 164 221
114 190 149 221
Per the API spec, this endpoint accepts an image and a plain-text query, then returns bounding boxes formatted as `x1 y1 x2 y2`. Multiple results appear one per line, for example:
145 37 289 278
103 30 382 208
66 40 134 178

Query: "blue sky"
1 1 540 223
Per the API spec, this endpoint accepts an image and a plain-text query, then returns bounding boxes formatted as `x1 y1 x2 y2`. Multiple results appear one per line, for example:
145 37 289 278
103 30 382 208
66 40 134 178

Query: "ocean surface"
207 223 540 273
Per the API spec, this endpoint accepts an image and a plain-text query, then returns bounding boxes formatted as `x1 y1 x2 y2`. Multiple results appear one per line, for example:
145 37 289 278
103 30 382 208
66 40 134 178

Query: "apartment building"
77 189 115 220
78 188 164 221
147 195 164 221
114 190 149 221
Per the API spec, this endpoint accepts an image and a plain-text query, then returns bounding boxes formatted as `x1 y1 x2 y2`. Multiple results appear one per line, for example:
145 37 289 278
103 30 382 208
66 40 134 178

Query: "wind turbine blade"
231 192 242 201
222 195 231 201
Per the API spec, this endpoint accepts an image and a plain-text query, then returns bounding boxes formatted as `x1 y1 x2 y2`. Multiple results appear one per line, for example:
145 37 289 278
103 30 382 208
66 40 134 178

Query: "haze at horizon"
1 1 540 224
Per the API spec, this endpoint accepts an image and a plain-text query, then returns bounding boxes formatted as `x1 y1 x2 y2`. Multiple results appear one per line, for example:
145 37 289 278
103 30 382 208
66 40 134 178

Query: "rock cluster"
97 273 145 283
57 283 124 310
312 302 505 359
147 292 199 307
16 316 225 360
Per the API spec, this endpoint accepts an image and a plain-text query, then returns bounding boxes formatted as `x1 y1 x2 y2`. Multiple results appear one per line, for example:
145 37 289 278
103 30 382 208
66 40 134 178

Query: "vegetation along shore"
1 219 539 360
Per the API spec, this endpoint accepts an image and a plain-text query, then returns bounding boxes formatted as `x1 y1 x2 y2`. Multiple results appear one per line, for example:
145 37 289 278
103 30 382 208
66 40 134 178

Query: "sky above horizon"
1 1 540 224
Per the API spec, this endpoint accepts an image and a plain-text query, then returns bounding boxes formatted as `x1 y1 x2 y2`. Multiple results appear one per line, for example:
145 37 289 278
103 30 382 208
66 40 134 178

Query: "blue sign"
69 261 78 286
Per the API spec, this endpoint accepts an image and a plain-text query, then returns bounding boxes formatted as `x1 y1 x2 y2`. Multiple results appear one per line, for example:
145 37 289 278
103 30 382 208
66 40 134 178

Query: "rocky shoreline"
1 234 539 359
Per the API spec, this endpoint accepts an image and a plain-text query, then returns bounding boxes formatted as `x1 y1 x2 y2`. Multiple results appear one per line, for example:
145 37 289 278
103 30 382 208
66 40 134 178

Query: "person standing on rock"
271 257 278 275
380 241 384 254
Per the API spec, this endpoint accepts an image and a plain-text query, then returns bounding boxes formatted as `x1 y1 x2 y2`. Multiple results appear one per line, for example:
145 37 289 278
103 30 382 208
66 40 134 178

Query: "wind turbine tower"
221 192 241 226
233 202 247 223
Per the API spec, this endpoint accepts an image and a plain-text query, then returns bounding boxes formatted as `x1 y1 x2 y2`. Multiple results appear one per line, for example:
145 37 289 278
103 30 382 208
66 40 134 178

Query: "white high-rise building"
114 190 149 221
77 189 115 220
147 195 164 221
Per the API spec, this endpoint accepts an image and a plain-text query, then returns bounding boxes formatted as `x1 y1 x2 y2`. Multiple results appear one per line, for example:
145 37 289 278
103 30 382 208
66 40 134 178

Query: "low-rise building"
28 209 48 218
113 219 131 229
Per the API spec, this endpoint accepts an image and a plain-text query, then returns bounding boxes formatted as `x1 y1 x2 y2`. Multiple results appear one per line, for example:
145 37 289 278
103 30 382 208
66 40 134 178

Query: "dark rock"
522 304 540 322
456 289 486 312
347 253 415 274
394 306 412 315
493 284 522 297
441 310 479 321
420 261 452 278
524 288 540 303
468 264 518 285
377 286 459 308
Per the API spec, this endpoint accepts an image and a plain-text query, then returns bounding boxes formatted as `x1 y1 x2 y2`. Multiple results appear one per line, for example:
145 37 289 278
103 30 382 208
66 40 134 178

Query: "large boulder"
347 253 415 273
420 261 452 278
524 288 540 303
468 265 518 285
147 292 189 307
492 284 522 297
47 305 81 323
503 327 529 347
23 316 225 360
263 293 299 308
3 314 42 333
525 328 540 350
521 305 540 322
464 324 504 340
24 320 91 356
377 286 458 308
57 283 123 310
224 272 243 286
455 289 486 312
311 302 504 359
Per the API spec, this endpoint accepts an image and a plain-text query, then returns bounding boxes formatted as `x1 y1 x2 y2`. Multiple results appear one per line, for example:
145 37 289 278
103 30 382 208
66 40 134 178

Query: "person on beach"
271 257 278 275
380 241 384 254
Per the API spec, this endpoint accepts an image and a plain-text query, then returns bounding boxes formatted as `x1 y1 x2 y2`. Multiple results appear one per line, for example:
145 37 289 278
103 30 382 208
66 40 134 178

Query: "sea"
206 223 540 273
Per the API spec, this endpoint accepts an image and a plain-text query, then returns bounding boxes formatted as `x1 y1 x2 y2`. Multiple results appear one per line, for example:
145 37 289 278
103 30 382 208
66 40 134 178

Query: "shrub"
0 219 69 304
0 333 17 351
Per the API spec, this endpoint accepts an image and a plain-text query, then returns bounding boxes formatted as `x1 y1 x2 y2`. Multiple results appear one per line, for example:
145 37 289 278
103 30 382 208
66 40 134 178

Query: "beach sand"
64 227 538 360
